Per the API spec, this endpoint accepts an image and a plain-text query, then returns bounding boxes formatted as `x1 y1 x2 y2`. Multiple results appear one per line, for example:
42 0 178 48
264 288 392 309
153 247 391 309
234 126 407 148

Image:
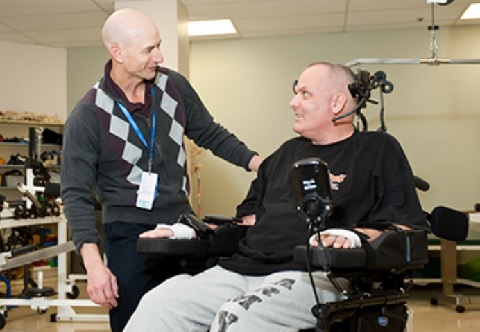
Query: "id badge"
136 172 158 210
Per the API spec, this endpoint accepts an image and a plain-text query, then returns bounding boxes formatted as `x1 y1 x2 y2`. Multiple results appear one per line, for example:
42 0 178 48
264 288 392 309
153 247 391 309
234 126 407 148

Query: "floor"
0 280 479 331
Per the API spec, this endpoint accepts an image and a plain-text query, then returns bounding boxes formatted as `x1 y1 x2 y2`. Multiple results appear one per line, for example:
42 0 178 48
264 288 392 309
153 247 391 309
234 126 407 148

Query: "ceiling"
0 0 479 48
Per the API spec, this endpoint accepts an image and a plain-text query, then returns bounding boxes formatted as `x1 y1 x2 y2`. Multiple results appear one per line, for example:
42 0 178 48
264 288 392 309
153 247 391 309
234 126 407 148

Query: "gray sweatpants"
123 265 345 332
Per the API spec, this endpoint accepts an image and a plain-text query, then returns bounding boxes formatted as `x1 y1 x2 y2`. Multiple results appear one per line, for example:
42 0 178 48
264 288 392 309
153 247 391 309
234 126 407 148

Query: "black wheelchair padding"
137 238 209 257
294 247 367 271
365 229 428 270
294 229 428 272
137 222 248 259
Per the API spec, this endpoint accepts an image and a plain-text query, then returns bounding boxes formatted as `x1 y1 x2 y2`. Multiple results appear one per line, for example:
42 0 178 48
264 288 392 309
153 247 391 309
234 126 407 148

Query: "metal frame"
346 58 480 67
0 214 108 326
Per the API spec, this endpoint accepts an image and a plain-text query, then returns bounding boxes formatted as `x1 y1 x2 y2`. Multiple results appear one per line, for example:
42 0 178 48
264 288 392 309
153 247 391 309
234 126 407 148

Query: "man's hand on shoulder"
248 155 263 172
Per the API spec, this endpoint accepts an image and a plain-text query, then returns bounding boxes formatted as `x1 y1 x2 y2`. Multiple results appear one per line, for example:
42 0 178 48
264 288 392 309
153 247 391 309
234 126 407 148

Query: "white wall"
67 47 108 112
0 40 67 121
189 26 480 216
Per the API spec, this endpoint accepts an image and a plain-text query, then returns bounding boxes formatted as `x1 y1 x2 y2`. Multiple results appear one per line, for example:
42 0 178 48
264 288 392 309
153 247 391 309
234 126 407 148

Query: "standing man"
61 8 261 332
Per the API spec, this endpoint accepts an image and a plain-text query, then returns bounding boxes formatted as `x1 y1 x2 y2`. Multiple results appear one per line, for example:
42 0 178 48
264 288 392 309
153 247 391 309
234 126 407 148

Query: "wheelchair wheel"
455 305 465 313
430 297 438 305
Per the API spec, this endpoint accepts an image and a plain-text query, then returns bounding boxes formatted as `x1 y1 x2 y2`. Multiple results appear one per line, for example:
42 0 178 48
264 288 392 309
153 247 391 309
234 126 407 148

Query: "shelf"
0 142 61 147
0 165 60 170
0 120 63 127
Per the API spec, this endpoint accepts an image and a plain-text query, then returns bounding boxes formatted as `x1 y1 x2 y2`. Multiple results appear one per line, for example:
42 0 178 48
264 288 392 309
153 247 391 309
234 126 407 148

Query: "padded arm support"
137 238 208 257
137 223 248 258
294 229 429 272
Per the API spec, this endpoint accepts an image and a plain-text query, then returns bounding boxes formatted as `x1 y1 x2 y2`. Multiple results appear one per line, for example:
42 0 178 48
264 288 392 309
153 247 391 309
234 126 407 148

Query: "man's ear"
331 92 347 116
109 44 124 63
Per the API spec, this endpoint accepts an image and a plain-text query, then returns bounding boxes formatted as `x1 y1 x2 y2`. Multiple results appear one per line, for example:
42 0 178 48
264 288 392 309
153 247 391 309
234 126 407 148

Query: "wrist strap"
156 223 194 239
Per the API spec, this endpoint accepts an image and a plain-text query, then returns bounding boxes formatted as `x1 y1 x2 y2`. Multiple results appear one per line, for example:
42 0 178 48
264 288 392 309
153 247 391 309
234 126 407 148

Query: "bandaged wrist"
155 223 194 239
310 228 362 248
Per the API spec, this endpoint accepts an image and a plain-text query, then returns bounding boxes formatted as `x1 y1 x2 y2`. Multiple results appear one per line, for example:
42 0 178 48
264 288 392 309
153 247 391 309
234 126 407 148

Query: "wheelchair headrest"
429 206 469 242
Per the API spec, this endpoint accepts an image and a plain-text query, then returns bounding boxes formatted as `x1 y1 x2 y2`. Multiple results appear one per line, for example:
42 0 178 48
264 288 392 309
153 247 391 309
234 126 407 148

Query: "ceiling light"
188 19 237 37
461 3 480 19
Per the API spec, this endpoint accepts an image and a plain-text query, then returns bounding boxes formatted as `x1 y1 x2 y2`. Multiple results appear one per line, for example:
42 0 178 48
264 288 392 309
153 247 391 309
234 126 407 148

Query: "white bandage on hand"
309 228 362 248
155 223 194 239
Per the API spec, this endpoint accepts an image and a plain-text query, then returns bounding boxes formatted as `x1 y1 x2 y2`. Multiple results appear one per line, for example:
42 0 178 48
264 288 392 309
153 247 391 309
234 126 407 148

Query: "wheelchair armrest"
294 229 429 272
366 229 429 270
203 214 241 225
137 238 209 257
136 222 248 258
294 246 367 271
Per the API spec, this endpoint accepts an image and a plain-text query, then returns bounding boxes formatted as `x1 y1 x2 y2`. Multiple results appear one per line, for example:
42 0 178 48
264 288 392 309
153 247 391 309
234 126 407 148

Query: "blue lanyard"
116 88 156 172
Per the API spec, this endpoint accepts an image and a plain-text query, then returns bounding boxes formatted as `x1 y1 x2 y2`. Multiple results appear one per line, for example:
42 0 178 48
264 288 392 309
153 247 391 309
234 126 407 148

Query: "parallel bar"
0 298 101 308
346 58 480 67
0 242 75 271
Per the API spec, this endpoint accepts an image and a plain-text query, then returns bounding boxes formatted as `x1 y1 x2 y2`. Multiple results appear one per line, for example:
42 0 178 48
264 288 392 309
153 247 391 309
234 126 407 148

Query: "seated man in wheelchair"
123 61 430 332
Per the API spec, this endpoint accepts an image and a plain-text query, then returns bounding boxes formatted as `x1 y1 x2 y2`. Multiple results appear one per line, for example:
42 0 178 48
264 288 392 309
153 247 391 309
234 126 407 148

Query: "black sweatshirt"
220 131 429 275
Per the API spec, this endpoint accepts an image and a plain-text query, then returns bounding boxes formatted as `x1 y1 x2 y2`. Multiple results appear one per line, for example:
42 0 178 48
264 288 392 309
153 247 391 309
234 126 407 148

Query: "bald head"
307 62 355 96
102 8 159 49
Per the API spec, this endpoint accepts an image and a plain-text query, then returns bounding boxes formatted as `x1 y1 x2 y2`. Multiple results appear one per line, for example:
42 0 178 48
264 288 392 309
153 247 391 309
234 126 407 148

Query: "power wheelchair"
137 158 469 332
